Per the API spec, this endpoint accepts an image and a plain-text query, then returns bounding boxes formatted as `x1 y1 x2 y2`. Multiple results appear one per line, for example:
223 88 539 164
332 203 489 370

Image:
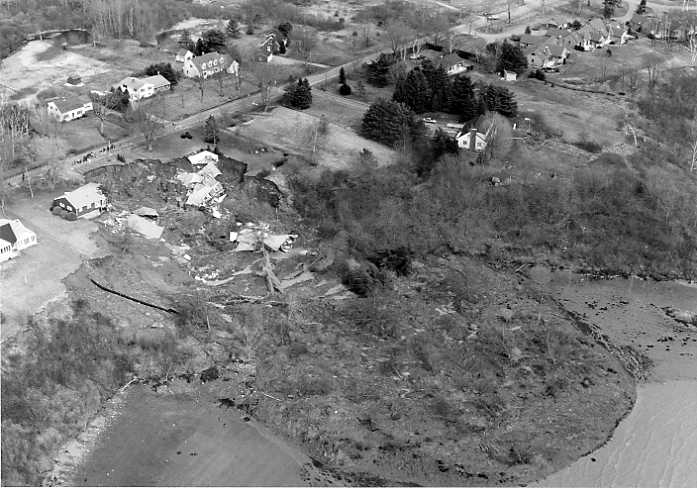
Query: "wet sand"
72 385 313 486
534 272 697 487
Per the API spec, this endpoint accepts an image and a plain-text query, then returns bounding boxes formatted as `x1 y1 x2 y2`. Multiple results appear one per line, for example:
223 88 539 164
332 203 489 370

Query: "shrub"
572 138 602 153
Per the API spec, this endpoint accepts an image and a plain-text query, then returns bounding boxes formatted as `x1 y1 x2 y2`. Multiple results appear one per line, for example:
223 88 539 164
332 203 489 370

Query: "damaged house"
177 158 226 215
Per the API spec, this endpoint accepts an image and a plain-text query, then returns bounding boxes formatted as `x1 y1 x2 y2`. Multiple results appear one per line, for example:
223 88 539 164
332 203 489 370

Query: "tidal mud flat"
535 271 697 487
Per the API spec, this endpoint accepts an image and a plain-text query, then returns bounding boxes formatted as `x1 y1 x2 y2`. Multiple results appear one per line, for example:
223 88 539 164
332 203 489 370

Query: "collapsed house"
176 155 226 216
230 222 297 253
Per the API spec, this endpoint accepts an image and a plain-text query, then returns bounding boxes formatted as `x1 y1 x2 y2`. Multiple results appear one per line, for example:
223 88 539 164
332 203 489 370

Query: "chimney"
469 128 477 151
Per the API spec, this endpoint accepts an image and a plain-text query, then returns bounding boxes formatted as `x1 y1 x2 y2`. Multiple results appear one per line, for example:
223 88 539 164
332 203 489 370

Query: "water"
534 274 697 487
538 381 697 487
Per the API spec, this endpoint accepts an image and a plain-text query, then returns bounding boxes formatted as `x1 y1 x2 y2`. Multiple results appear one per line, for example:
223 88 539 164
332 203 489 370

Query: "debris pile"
230 222 297 253
176 159 226 218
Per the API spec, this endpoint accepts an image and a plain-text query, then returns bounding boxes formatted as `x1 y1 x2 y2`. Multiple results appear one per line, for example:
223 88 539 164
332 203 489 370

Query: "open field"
234 106 395 169
0 41 111 102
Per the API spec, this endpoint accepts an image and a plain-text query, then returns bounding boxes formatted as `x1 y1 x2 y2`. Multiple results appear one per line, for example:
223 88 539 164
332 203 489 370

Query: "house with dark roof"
46 97 93 122
51 182 108 219
439 53 473 75
183 52 232 79
0 219 37 262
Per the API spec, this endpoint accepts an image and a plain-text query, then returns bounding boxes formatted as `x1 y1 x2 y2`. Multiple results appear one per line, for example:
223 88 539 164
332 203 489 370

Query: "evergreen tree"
226 19 241 39
283 78 312 109
361 99 423 147
392 68 431 114
204 115 218 144
366 53 395 87
494 41 528 75
278 21 293 39
339 67 347 85
339 83 352 95
603 0 620 18
449 75 480 122
428 65 451 112
143 63 179 86
420 59 451 111
202 29 226 53
416 127 458 176
194 38 205 56
482 84 518 118
108 87 130 113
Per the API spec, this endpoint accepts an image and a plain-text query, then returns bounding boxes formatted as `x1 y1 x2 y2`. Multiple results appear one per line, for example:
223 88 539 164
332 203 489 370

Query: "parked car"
423 117 437 124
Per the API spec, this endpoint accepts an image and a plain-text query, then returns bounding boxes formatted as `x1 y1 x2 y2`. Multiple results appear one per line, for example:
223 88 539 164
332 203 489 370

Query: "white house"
52 182 108 219
176 49 194 63
440 53 473 76
456 128 488 152
183 52 232 79
47 98 93 122
503 70 517 81
112 74 170 102
0 219 37 262
187 150 219 166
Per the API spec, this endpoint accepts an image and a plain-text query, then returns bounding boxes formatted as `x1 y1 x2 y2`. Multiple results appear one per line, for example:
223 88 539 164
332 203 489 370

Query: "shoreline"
532 270 697 486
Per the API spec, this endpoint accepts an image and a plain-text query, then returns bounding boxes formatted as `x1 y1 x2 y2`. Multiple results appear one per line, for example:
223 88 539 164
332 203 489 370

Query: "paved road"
9 0 573 180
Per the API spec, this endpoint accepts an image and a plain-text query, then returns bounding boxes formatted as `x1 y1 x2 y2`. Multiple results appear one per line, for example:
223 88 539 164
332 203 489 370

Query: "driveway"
0 192 103 339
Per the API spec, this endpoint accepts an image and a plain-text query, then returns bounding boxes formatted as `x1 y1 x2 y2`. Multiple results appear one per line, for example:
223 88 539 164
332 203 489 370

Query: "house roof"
456 130 487 144
0 220 17 245
177 49 191 56
142 74 170 89
0 219 35 245
545 45 567 57
188 150 219 166
440 53 466 67
191 52 231 72
50 97 91 113
114 76 147 91
517 34 546 45
57 182 105 209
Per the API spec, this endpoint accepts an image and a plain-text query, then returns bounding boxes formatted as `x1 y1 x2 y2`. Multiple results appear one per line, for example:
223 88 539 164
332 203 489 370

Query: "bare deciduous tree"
384 19 414 61
294 27 318 71
128 101 163 151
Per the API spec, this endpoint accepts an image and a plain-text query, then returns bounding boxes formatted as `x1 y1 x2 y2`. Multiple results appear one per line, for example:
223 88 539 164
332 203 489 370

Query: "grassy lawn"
235 106 395 170
57 116 129 154
305 89 368 130
157 77 258 121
